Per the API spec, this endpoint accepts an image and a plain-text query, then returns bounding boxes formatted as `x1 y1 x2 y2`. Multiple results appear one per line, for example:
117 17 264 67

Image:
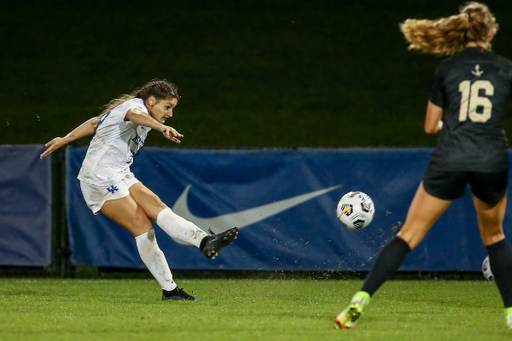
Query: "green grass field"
0 278 509 341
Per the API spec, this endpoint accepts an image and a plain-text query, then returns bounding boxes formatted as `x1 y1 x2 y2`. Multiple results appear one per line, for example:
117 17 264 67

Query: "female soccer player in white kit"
41 80 238 300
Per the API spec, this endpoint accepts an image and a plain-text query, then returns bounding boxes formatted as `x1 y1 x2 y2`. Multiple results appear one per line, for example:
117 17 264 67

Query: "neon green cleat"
335 291 370 329
505 307 512 329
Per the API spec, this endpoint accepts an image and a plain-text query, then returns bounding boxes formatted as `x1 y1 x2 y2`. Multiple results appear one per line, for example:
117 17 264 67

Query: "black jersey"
429 47 512 172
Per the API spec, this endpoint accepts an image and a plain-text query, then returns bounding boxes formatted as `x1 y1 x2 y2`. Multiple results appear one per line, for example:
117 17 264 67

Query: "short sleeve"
100 99 148 127
429 66 446 108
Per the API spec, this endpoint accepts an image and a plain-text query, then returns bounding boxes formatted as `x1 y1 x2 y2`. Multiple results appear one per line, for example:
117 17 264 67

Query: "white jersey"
78 98 151 186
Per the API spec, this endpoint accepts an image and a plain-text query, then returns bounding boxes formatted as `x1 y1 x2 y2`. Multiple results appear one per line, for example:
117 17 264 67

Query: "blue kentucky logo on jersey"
106 185 119 194
131 134 145 152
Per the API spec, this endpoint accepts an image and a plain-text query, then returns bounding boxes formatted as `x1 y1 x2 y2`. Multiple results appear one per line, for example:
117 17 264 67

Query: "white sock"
156 207 208 248
135 230 177 291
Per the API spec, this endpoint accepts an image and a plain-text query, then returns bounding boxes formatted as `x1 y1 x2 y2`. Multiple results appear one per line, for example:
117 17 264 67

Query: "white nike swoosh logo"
172 184 340 234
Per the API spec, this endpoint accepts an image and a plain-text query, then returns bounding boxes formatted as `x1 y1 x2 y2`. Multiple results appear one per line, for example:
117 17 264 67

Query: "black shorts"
422 168 508 207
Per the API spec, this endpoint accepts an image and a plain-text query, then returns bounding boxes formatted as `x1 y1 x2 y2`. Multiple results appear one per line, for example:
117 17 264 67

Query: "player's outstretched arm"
40 116 101 159
125 109 184 144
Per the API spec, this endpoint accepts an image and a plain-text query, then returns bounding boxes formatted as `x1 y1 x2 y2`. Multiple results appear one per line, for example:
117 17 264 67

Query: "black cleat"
162 287 198 301
200 227 239 259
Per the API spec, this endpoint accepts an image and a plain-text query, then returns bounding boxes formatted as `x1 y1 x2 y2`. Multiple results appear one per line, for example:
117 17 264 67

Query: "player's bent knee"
140 191 166 211
121 211 154 236
151 195 166 210
128 221 153 236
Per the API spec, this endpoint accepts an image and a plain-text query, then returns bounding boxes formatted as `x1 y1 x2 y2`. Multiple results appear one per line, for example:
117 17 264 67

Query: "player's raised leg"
129 182 238 259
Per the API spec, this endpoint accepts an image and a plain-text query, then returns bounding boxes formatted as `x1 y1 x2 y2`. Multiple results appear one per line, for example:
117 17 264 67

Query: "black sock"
361 237 411 296
486 239 512 308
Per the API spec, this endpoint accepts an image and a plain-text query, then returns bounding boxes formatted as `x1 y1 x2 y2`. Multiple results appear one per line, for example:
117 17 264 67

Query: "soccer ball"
482 255 494 281
336 191 375 230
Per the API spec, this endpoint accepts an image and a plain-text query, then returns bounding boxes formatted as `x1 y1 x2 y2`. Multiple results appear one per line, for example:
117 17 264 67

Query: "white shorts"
80 173 140 215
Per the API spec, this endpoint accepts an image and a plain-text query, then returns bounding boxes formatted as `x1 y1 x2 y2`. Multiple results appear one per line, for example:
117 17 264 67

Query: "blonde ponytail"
400 2 497 55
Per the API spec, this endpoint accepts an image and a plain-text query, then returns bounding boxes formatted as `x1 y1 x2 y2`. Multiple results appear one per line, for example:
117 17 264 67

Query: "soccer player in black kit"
336 2 512 329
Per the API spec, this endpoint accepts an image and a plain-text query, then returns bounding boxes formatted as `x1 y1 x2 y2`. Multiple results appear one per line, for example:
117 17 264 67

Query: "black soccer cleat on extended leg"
162 287 198 301
200 227 239 259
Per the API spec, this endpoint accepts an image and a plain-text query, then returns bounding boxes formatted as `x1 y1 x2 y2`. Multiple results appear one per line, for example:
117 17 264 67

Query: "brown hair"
101 80 180 116
400 2 498 55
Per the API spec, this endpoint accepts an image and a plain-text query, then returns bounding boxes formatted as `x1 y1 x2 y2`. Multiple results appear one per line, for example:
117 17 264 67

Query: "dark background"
2 0 512 148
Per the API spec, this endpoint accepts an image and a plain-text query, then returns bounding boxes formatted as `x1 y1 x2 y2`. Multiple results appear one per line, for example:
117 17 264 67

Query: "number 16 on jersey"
459 80 494 123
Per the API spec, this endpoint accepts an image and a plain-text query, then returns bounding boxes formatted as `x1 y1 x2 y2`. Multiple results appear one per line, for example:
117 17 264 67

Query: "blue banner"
0 145 52 266
66 147 511 271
